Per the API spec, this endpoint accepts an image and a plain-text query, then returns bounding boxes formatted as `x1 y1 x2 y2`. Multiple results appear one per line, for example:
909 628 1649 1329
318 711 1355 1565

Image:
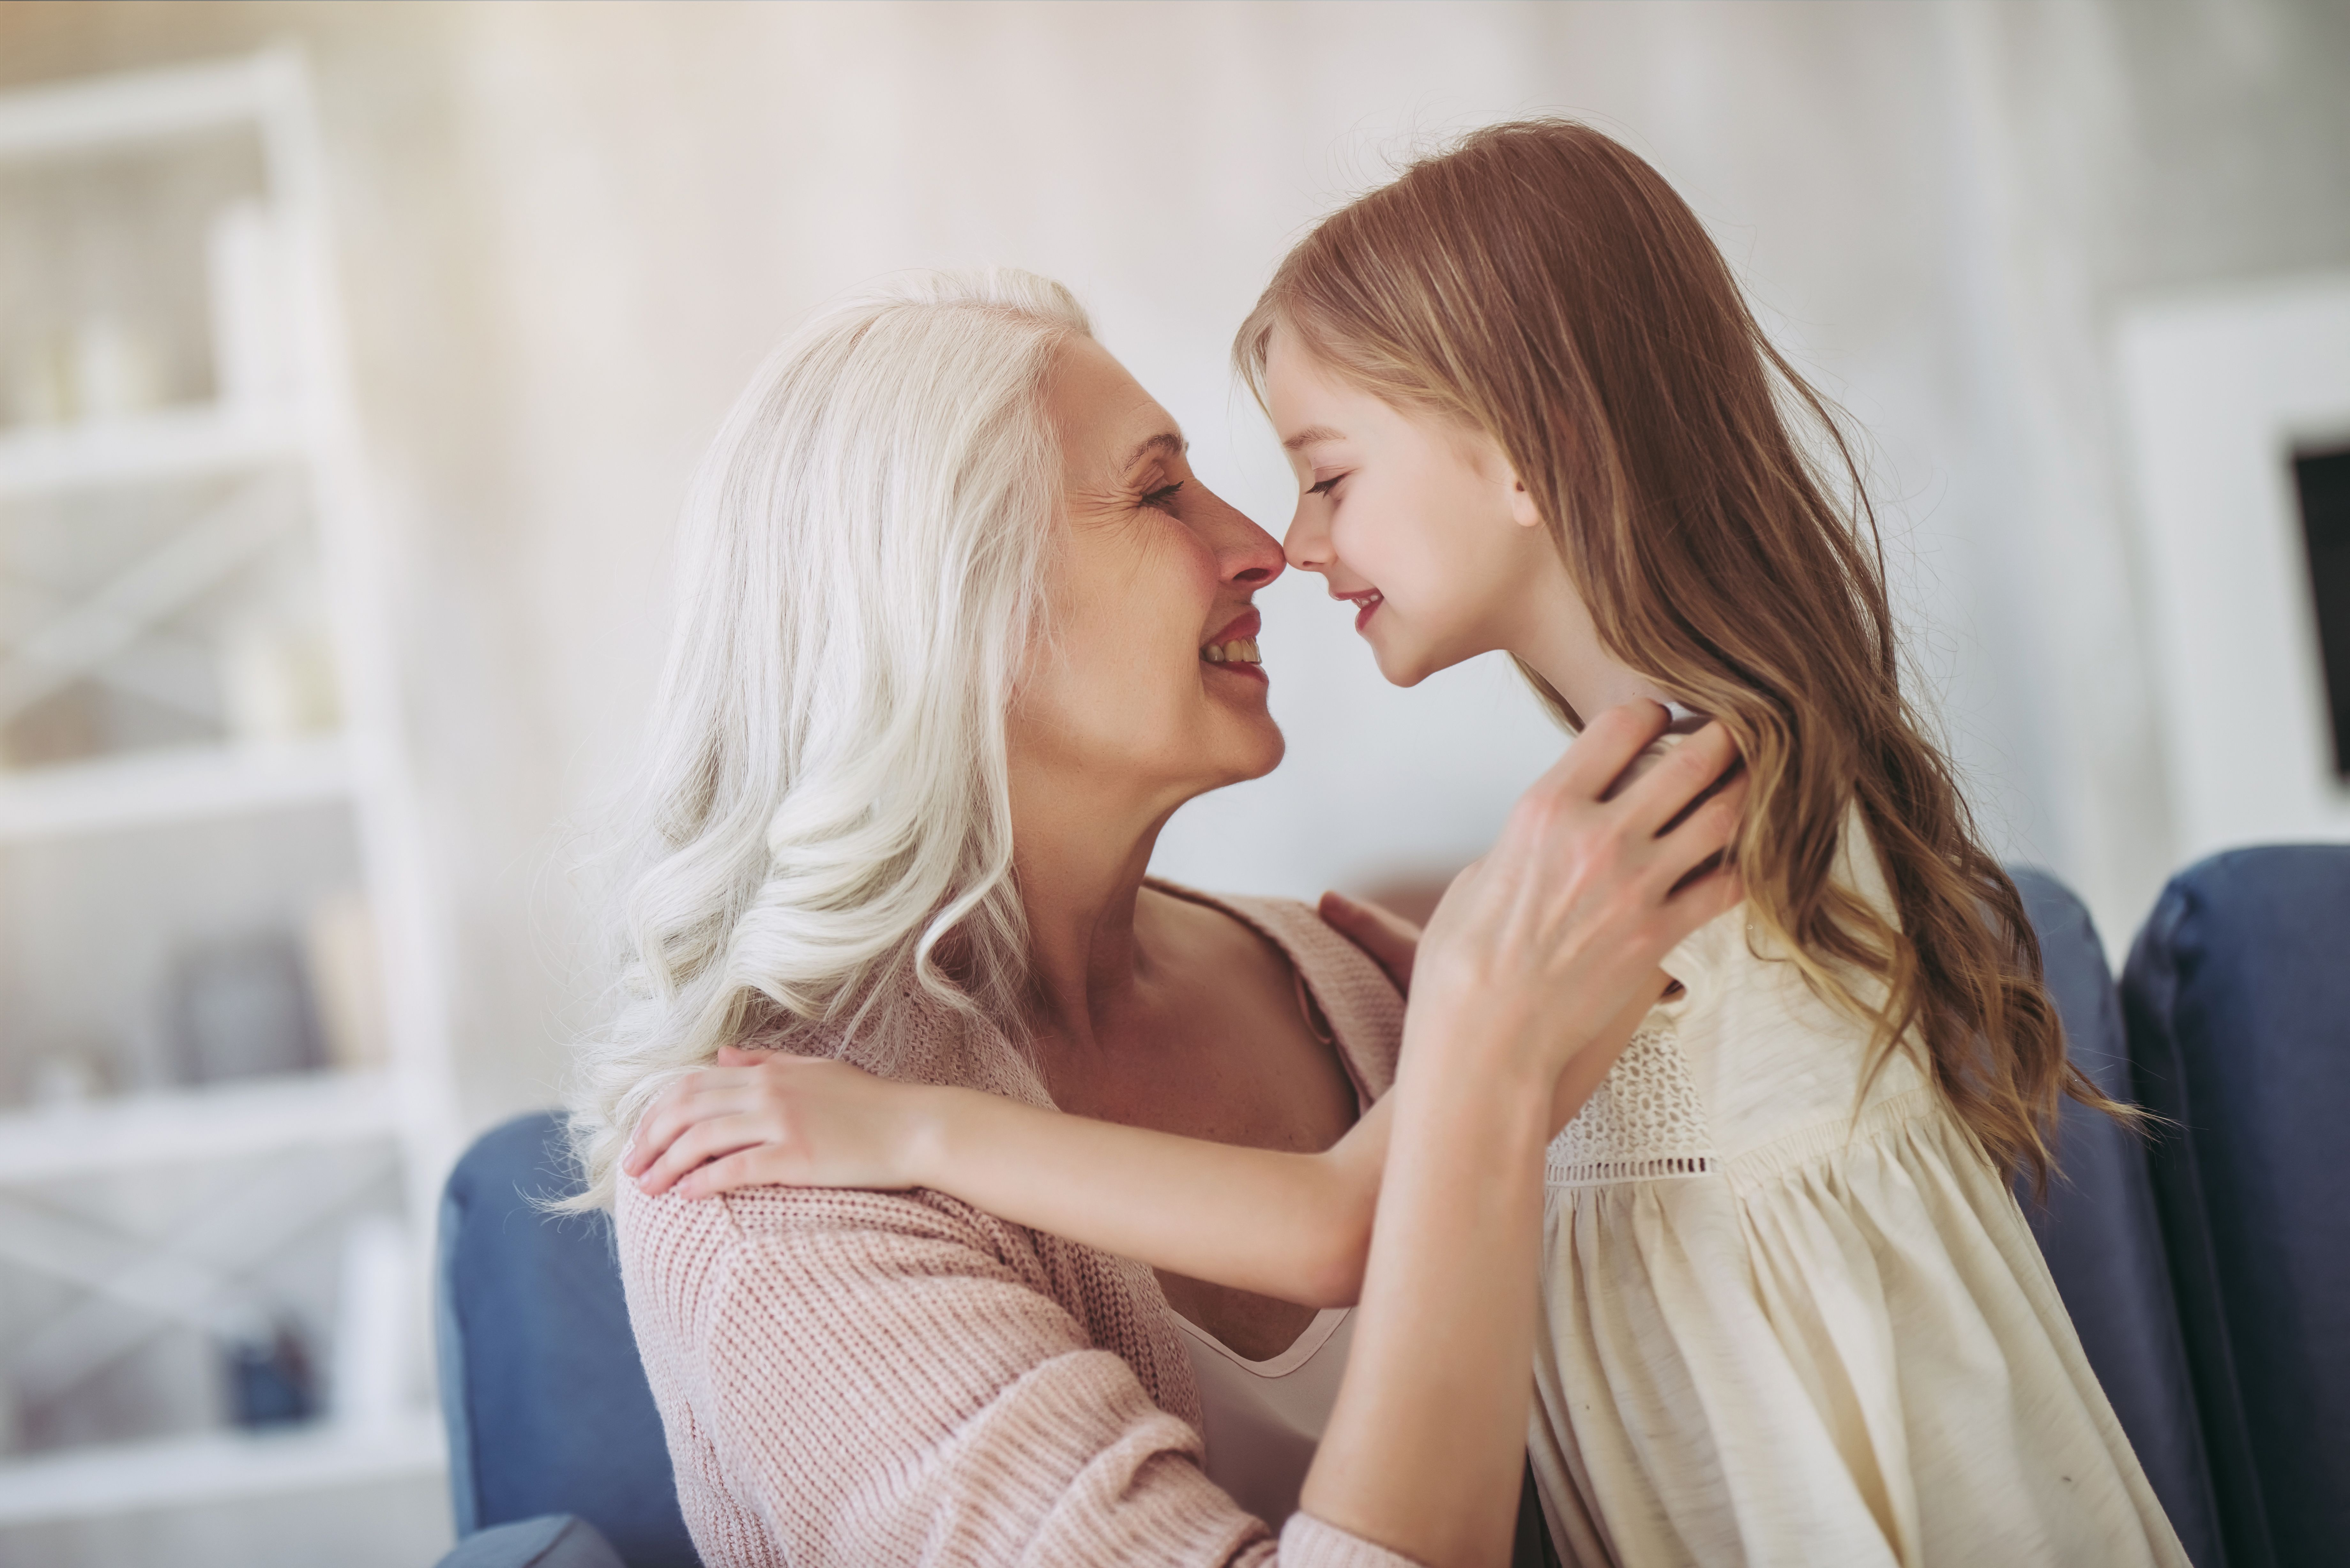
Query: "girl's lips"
1345 590 1384 633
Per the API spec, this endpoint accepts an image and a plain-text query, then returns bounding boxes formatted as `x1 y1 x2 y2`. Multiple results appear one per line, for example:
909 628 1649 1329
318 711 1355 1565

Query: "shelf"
0 53 290 162
0 1412 443 1526
0 736 351 842
0 1069 399 1185
0 404 305 499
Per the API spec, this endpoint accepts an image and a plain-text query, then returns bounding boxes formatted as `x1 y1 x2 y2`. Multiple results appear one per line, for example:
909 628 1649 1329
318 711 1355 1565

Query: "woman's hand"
1319 891 1423 997
622 1046 938 1200
1408 701 1746 1080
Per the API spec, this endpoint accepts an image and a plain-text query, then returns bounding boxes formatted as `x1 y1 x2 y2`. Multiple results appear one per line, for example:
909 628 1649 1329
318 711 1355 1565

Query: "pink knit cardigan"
615 891 1424 1567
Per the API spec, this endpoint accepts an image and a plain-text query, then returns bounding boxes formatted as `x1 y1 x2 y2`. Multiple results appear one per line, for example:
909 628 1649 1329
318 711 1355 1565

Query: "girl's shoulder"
1656 814 1931 1158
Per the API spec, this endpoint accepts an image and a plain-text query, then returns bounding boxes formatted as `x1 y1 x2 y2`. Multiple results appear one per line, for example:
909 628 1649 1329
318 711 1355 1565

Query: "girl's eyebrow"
1282 425 1346 452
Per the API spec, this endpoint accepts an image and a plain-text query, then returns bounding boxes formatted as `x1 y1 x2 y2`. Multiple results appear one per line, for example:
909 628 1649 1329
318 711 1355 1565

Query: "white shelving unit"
0 1411 445 1527
0 51 456 1548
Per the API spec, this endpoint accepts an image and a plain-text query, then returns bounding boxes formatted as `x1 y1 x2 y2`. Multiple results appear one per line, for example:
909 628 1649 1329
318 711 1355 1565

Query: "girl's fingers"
675 1148 783 1202
1320 891 1422 996
635 1111 779 1195
624 1067 776 1173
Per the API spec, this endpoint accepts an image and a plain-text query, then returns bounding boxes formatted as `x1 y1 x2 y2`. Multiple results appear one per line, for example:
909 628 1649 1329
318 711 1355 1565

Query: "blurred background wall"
7 0 2345 1131
0 5 2344 1556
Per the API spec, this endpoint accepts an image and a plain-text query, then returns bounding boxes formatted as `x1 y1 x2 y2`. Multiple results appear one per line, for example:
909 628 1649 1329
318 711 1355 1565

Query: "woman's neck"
1007 775 1177 1059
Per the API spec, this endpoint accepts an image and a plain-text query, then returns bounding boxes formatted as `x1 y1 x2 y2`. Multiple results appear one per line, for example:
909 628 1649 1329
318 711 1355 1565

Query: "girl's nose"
1284 496 1332 575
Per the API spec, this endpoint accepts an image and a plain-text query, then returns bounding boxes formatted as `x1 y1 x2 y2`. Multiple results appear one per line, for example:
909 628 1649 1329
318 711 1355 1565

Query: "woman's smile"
1202 609 1267 681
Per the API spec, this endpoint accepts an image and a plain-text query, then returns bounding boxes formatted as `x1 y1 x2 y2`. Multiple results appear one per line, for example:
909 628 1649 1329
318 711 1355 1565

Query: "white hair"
564 269 1091 1209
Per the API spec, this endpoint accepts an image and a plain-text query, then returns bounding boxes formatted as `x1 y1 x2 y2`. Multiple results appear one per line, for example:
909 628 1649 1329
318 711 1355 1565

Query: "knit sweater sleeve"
618 1179 1422 1568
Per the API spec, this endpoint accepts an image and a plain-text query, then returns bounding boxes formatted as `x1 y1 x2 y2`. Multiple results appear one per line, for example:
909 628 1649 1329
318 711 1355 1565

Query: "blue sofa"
434 1114 698 1567
433 854 2349 1568
2121 846 2350 1568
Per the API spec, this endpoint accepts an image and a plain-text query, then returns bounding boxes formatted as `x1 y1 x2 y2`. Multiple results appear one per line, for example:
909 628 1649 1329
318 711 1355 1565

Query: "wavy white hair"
564 269 1091 1209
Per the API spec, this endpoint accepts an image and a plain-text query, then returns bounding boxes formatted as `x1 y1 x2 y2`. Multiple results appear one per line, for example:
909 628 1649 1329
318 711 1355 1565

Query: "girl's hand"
621 1046 938 1200
1319 891 1423 997
1409 701 1747 1080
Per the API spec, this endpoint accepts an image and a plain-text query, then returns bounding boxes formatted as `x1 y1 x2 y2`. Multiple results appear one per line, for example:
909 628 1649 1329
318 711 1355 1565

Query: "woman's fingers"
1543 701 1674 805
1651 774 1748 879
1661 858 1746 943
1615 720 1742 841
1320 891 1423 996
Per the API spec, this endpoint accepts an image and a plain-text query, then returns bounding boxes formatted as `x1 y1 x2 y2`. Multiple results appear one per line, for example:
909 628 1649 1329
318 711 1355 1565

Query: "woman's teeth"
1202 638 1262 665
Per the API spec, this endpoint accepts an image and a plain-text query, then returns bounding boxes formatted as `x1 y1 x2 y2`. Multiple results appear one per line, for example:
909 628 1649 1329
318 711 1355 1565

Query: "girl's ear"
1506 472 1545 530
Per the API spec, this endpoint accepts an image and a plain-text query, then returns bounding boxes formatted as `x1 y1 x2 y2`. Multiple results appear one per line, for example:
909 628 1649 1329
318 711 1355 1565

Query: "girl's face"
1266 326 1652 718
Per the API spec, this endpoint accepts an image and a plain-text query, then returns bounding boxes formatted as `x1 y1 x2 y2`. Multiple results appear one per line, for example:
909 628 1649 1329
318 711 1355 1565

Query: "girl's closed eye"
1308 473 1347 499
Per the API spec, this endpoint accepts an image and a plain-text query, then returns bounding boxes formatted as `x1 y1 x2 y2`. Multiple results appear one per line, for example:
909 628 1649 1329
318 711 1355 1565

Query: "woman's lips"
1201 610 1266 682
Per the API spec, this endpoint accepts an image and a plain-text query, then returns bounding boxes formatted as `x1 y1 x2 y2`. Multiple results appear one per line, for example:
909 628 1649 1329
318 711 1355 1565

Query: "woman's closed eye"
1141 479 1186 514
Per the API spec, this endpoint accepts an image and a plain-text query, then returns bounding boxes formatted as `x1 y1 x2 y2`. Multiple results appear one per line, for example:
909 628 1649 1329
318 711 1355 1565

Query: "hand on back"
622 1047 929 1201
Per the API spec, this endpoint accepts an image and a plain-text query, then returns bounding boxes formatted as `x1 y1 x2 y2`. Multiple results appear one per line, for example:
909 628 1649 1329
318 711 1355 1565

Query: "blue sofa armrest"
436 1515 625 1568
437 1112 699 1566
2122 844 2350 1568
2010 867 2223 1567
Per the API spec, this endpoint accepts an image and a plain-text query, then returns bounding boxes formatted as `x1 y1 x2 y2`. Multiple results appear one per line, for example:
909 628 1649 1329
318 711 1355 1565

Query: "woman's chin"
1205 715 1286 786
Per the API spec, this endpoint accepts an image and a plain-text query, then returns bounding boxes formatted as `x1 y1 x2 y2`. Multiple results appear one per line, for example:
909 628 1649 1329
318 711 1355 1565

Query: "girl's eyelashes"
1307 473 1347 499
1141 479 1185 514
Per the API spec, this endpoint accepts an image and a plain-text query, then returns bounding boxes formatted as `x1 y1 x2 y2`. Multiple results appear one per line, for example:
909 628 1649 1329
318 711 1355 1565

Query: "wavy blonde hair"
1238 120 2127 1191
564 269 1089 1209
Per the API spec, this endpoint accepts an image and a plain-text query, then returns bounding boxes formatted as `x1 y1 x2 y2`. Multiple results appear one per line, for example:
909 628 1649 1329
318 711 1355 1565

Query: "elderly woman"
568 271 1739 1567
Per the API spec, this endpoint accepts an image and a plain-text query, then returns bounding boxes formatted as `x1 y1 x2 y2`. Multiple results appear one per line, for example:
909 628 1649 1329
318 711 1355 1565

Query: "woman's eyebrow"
1282 424 1346 452
1120 432 1186 472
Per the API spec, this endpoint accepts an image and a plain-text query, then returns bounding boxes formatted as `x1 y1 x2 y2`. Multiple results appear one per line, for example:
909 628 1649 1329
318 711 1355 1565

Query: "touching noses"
1210 495 1286 592
1283 492 1332 577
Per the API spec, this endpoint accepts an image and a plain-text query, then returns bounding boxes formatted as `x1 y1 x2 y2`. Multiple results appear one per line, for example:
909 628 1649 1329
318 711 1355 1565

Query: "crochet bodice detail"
1544 1015 1717 1187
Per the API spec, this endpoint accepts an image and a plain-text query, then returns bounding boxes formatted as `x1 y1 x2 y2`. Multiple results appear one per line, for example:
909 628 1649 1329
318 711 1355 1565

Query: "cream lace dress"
1529 828 2188 1568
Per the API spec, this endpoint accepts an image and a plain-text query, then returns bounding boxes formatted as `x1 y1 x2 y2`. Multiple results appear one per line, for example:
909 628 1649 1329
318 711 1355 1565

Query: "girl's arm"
629 1056 1391 1309
624 960 1665 1309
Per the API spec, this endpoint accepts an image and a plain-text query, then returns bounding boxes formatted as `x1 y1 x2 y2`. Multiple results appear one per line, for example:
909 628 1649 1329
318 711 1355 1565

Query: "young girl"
625 122 2184 1567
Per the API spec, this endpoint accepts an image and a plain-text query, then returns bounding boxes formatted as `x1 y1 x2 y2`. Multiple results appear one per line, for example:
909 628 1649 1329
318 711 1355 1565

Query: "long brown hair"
1239 119 2124 1190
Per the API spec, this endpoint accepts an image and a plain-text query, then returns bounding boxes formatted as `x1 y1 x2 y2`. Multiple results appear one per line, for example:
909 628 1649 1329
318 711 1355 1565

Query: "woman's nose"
1209 495 1286 589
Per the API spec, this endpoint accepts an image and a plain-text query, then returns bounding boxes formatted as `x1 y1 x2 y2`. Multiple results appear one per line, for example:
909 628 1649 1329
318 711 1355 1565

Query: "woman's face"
1267 325 1590 694
1010 338 1287 825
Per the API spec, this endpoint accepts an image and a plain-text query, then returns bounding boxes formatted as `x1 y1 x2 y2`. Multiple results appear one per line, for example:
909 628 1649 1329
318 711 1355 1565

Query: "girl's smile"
1338 588 1383 633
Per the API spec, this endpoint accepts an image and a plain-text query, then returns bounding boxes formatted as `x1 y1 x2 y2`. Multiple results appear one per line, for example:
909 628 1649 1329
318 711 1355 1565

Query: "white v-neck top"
1174 1305 1356 1527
